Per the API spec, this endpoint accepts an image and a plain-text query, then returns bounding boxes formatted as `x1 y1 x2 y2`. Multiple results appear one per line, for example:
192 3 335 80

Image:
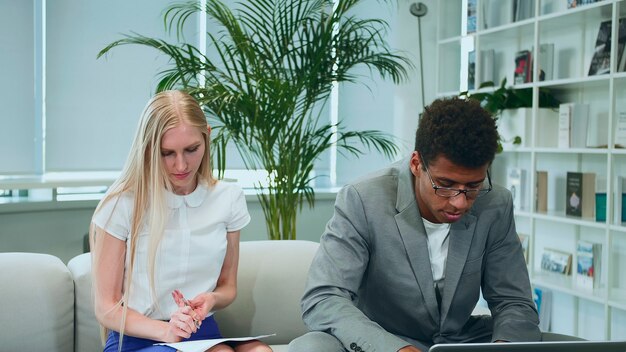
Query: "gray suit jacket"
301 158 540 351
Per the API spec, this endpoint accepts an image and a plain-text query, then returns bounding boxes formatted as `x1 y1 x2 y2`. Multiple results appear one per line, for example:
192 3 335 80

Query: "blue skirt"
103 315 222 352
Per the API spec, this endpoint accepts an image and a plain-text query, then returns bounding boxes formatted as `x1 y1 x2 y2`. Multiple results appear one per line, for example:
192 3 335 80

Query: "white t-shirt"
422 217 451 282
92 181 250 320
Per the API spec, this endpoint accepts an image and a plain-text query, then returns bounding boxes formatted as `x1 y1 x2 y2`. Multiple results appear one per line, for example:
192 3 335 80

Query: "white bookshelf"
437 0 626 340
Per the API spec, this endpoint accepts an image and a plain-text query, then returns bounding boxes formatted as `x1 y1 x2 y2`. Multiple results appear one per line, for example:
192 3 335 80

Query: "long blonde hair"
90 90 216 345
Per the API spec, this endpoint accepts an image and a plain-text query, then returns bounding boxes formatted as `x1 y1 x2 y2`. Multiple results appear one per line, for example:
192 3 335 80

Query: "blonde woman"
90 90 272 352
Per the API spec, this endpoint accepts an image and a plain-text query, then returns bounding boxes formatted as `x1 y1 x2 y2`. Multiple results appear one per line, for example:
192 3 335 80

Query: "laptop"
429 340 626 352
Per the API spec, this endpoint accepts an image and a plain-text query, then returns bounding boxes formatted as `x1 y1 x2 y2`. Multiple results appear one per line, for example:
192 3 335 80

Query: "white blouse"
92 181 250 320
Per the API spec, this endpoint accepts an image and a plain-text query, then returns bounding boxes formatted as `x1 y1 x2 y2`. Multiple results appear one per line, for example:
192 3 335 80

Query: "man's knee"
288 331 345 352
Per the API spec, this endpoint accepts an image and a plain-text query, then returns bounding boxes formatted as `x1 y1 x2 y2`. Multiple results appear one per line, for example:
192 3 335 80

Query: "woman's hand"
169 290 201 340
188 291 217 320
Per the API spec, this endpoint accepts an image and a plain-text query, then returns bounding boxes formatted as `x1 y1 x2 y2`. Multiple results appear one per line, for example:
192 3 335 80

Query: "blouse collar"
165 182 208 209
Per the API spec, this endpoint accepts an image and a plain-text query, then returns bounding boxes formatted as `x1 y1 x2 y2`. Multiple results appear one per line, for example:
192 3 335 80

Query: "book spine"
558 104 571 148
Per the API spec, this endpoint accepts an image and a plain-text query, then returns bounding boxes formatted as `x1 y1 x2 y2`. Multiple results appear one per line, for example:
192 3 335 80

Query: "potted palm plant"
98 0 412 240
461 78 561 151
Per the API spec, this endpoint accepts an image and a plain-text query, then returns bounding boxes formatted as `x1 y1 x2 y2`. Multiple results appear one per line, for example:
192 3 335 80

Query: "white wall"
336 0 438 184
0 194 336 264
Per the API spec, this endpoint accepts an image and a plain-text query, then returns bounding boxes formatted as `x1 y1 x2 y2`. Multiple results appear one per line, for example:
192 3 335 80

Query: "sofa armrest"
0 252 74 352
214 240 319 345
68 252 102 352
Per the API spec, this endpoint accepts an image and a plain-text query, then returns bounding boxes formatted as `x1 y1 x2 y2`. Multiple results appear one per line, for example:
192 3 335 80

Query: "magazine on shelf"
533 286 552 331
540 248 572 275
575 240 602 290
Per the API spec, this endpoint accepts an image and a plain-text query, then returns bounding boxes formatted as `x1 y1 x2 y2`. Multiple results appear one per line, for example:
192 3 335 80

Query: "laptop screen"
429 340 626 352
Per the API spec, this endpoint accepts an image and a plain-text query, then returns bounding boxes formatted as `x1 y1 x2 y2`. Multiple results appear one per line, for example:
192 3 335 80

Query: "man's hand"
398 346 422 352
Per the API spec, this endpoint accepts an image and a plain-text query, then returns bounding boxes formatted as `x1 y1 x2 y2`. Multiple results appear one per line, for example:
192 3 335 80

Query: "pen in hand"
172 290 201 329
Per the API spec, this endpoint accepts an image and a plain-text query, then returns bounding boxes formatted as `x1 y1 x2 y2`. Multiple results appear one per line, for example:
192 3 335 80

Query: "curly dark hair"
415 97 499 169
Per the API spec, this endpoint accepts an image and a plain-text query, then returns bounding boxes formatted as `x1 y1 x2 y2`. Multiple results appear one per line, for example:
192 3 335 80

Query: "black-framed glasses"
422 158 492 200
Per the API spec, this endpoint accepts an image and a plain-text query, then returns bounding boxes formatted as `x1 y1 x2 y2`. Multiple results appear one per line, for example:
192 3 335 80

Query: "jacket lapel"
394 159 440 324
439 214 477 323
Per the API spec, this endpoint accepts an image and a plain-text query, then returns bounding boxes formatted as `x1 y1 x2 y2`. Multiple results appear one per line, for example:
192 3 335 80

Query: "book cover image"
576 240 602 290
566 172 583 216
541 248 572 275
514 50 532 84
566 171 596 218
467 0 477 33
576 241 594 289
588 20 612 76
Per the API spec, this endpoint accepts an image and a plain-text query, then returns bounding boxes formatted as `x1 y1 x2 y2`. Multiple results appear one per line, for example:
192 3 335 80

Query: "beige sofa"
0 240 319 352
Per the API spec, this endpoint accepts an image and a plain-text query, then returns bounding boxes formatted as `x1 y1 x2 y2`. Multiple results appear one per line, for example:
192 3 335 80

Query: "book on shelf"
482 0 514 29
479 49 495 85
514 50 532 84
615 176 626 224
507 167 526 210
513 0 534 22
533 286 552 331
575 240 602 290
568 0 602 9
518 233 530 264
586 111 609 148
536 171 548 213
566 172 596 218
595 176 607 222
615 111 626 148
467 0 477 34
618 18 626 72
588 18 626 75
588 20 612 75
558 103 589 148
468 50 476 90
538 43 554 81
540 247 572 276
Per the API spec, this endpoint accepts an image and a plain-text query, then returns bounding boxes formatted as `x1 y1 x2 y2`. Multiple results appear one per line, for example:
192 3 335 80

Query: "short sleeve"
91 193 131 241
226 186 250 232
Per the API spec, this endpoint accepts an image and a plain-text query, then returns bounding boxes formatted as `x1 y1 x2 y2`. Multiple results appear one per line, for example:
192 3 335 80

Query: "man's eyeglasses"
422 158 492 200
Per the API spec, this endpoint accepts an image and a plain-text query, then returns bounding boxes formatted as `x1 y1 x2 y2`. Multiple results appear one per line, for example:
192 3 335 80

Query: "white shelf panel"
533 147 610 154
538 1 615 30
532 271 607 305
533 211 608 229
609 289 626 311
610 225 626 233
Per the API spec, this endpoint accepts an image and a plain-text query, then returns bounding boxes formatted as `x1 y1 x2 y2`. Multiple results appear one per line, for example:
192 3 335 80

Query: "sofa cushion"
0 252 74 352
68 252 102 352
214 240 319 346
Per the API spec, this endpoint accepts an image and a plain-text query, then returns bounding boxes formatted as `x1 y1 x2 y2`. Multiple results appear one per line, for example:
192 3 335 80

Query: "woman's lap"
104 315 222 352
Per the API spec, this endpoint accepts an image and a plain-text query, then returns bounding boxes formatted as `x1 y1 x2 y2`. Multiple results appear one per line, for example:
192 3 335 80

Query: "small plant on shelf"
460 78 561 150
